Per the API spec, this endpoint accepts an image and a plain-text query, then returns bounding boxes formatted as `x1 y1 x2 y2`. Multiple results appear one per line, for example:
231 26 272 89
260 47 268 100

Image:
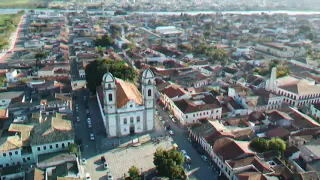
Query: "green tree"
110 24 122 36
114 10 127 16
178 44 193 52
95 34 115 47
268 138 286 152
68 143 78 155
35 52 47 60
127 166 141 180
122 43 136 50
85 59 137 92
0 76 6 87
249 138 269 153
153 148 186 180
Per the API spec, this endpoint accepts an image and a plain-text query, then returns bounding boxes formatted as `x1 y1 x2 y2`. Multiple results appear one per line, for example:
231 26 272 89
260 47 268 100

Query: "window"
43 146 46 150
62 143 65 148
68 142 71 146
50 145 53 149
186 115 188 119
108 84 111 89
2 153 6 157
37 147 40 151
124 118 127 124
27 157 30 161
108 93 113 101
148 89 152 97
15 151 18 155
23 158 26 163
148 80 152 84
130 117 134 123
137 116 140 123
130 104 133 108
193 114 195 117
5 164 8 167
56 144 59 148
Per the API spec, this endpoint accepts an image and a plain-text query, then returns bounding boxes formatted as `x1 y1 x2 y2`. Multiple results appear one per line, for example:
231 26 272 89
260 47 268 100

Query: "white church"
265 67 320 107
96 69 155 137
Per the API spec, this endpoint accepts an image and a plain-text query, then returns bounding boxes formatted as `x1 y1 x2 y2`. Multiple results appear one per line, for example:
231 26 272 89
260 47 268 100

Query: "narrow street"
156 104 219 180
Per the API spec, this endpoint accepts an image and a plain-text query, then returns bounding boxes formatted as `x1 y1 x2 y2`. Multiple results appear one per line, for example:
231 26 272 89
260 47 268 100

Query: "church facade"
265 67 320 107
96 69 155 138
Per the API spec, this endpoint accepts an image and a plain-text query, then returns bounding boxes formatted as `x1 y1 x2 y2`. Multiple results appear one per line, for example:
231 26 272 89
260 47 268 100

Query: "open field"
0 0 31 8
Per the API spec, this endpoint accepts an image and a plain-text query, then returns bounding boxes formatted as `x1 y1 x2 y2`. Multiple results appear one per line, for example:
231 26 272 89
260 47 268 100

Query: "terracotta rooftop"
30 113 73 145
160 84 187 98
25 168 45 180
115 78 143 108
265 127 290 139
226 155 273 174
174 94 221 114
0 135 23 152
212 137 254 161
289 107 320 129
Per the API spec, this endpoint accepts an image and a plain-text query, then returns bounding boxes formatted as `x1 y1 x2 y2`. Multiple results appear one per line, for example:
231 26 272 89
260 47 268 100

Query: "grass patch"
0 0 43 8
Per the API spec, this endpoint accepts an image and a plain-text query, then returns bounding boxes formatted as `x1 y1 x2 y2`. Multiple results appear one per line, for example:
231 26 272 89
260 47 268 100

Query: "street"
156 104 219 180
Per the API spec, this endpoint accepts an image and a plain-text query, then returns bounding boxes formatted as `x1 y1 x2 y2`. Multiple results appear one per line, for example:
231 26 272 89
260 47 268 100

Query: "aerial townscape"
1 0 320 180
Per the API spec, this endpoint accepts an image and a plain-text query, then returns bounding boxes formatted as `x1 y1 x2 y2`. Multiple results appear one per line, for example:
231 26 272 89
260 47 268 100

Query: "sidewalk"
0 15 25 62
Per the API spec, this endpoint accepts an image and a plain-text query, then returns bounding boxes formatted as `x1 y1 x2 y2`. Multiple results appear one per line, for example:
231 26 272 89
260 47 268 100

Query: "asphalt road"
156 104 219 180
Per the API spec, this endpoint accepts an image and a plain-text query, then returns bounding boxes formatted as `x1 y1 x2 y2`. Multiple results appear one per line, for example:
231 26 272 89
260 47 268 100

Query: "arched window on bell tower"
108 93 113 101
148 89 151 97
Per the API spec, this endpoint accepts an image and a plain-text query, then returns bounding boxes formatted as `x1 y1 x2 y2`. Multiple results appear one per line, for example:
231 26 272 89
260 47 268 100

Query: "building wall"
31 140 74 162
310 104 320 120
0 148 22 167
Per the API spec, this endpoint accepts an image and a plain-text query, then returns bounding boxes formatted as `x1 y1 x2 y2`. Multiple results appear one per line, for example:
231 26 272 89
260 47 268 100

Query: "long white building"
97 69 155 137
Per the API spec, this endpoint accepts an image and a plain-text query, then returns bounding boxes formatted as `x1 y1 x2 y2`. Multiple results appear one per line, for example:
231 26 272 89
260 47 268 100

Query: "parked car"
181 150 187 156
85 173 91 180
171 118 177 123
159 117 163 121
90 133 94 140
77 117 80 122
201 155 208 161
82 158 87 165
86 109 89 114
155 110 159 115
185 155 191 162
88 122 92 128
169 130 174 136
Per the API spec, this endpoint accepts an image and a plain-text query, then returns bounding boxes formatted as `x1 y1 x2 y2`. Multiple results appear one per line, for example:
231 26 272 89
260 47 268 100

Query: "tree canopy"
95 34 115 47
126 166 141 180
250 138 286 153
110 24 122 36
85 59 137 92
114 10 127 16
153 148 186 180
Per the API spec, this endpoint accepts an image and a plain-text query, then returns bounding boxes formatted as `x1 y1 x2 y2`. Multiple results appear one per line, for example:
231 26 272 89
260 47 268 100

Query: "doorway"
130 125 135 135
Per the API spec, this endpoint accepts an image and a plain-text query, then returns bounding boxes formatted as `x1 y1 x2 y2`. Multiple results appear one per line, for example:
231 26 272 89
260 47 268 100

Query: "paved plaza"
84 134 174 180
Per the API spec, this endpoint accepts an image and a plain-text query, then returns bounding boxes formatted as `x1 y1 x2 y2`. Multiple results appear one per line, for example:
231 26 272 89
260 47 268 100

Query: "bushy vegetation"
250 137 286 153
85 59 137 92
0 11 24 50
153 148 187 180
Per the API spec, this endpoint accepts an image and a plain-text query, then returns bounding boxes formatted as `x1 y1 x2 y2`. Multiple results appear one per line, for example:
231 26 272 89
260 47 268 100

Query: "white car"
181 150 187 156
159 117 163 121
86 173 91 180
82 158 87 165
87 118 91 122
90 133 95 140
88 122 92 128
155 111 159 115
86 109 89 114
169 130 174 136
76 117 80 122
171 118 177 123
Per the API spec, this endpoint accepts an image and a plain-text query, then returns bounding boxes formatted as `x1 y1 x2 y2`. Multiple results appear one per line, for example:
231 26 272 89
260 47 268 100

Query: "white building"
96 69 155 137
255 43 306 58
266 67 320 107
6 69 18 83
310 103 320 121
